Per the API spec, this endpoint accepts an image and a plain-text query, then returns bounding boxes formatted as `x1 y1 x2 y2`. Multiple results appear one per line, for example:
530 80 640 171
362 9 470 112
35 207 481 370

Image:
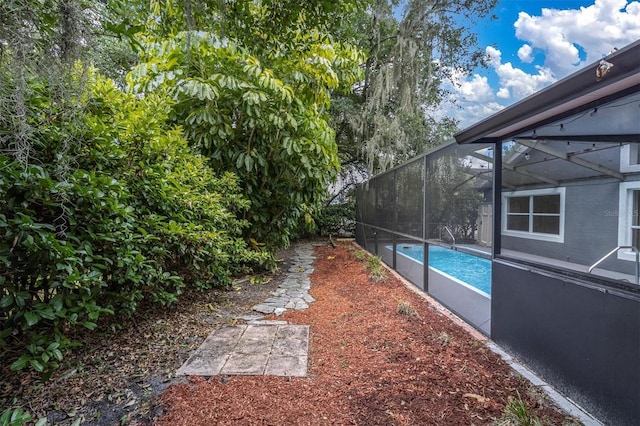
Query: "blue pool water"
396 245 492 296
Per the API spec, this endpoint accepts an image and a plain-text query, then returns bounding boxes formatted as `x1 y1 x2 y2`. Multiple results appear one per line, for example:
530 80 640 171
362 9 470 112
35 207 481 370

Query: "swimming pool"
395 244 492 296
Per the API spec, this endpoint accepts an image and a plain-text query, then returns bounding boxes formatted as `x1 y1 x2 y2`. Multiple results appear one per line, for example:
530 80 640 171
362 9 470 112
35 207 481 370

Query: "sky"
443 0 640 129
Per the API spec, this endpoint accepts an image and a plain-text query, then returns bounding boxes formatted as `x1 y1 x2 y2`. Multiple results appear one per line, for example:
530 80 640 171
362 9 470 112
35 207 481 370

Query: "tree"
0 1 266 377
125 1 365 248
426 153 485 241
331 0 497 180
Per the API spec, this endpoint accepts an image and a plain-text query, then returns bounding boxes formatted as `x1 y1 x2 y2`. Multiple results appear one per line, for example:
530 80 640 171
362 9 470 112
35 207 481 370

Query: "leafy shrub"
497 393 543 426
314 201 355 237
396 300 418 318
0 407 32 426
0 67 265 378
129 31 364 249
353 250 367 262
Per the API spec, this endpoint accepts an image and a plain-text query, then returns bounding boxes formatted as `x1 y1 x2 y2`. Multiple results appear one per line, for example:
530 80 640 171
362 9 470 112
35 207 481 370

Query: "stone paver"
252 243 315 315
176 243 316 377
264 355 307 377
176 323 310 377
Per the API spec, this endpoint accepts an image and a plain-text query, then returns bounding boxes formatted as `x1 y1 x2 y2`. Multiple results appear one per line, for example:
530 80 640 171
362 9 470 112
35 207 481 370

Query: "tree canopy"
330 0 497 203
125 2 365 247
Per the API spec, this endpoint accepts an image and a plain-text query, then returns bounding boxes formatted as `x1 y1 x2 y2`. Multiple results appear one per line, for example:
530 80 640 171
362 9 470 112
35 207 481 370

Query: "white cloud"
435 66 505 128
517 44 534 63
496 88 510 99
485 45 502 67
451 71 494 103
485 46 557 100
439 1 640 129
433 96 504 130
455 101 504 126
515 0 640 77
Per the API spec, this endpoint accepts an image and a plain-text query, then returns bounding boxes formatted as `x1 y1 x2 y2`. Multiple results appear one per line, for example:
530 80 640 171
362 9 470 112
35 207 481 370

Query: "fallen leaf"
327 256 335 260
463 393 489 403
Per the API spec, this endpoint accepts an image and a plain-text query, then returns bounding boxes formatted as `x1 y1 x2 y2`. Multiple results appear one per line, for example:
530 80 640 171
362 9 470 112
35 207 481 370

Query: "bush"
0 67 266 378
314 201 355 237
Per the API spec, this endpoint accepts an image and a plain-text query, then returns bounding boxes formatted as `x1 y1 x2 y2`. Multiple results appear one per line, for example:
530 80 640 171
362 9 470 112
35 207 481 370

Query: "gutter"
454 40 640 145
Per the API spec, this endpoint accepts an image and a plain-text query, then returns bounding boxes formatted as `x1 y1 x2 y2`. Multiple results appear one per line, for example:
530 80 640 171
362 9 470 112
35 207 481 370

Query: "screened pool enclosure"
355 40 640 425
355 141 495 334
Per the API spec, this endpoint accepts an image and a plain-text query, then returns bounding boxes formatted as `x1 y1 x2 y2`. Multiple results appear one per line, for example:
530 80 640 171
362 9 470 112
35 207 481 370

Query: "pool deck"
398 241 637 283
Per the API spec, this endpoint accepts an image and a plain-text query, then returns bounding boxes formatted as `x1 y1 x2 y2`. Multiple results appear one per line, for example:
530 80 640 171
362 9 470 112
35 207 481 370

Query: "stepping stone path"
176 324 309 377
176 243 317 377
252 243 316 316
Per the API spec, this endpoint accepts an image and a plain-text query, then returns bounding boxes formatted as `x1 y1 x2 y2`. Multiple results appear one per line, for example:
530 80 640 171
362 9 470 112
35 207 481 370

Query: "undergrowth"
365 255 387 282
496 392 543 426
396 300 420 318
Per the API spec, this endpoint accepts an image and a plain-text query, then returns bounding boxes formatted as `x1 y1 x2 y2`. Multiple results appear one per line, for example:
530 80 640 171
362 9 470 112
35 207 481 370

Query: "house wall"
492 260 640 425
501 178 638 275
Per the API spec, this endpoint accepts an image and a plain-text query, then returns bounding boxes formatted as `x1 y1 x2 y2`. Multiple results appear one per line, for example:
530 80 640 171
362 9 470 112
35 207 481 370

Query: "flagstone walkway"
175 243 316 377
252 243 316 315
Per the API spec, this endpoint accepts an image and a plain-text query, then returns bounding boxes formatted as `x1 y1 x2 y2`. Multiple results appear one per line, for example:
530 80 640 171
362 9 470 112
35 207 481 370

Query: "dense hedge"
314 201 356 237
0 69 266 379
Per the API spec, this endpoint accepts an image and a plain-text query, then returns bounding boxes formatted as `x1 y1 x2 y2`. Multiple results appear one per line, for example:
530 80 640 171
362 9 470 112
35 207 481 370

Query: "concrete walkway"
176 323 309 377
176 243 316 378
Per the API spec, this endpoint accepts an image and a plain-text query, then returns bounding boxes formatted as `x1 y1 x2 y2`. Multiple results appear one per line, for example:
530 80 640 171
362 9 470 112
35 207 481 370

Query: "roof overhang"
454 39 640 145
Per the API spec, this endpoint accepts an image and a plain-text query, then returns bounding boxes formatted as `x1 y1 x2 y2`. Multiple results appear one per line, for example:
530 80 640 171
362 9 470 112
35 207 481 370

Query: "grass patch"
496 393 543 426
353 250 367 261
365 255 387 282
396 300 420 319
436 331 452 347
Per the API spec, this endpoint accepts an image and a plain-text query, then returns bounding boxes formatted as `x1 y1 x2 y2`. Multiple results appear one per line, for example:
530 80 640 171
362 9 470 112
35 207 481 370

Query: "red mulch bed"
157 242 577 425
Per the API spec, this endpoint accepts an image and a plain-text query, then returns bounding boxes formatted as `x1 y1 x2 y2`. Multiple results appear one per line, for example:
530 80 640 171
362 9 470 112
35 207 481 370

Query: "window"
502 188 565 242
619 144 640 173
617 182 640 261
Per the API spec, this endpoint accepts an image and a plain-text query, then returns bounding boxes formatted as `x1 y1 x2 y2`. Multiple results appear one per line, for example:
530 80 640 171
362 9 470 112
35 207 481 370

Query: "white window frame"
502 187 565 243
619 144 640 173
617 181 640 261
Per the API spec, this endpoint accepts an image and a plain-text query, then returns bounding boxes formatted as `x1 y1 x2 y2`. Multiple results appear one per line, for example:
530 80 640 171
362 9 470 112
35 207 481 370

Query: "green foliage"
396 300 418 318
427 155 485 241
353 250 367 262
498 394 543 426
0 407 32 426
365 255 387 281
330 0 497 176
0 67 264 378
129 28 364 248
0 0 496 381
314 201 355 237
1 0 365 380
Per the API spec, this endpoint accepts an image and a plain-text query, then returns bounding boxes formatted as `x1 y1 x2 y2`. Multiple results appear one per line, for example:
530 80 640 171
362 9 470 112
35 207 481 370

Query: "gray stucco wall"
501 179 638 275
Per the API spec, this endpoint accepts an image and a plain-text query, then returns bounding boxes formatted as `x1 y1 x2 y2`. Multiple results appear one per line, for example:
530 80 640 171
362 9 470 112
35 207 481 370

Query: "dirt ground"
2 241 580 425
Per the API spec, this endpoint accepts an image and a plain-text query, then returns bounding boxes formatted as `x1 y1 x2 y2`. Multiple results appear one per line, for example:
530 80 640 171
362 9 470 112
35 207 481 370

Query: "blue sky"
442 0 640 128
